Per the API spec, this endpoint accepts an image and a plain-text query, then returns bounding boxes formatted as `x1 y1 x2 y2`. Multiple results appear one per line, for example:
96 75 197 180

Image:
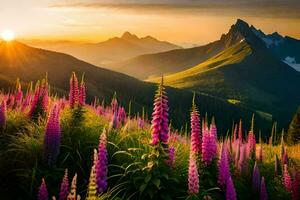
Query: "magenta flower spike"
238 144 247 174
188 152 199 195
69 72 79 108
260 177 268 200
43 104 61 165
42 85 49 113
79 75 86 106
117 107 126 125
96 129 108 193
218 143 230 190
209 121 218 159
38 178 48 200
151 76 169 145
233 124 237 143
111 94 118 114
226 176 237 200
247 130 256 158
0 100 7 129
28 83 41 117
59 169 69 200
283 164 292 192
201 126 210 165
252 161 261 192
190 94 201 155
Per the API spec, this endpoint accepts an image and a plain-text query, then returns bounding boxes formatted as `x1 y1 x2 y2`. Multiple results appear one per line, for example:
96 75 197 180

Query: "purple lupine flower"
190 95 201 155
43 104 61 165
188 152 199 195
79 75 86 106
0 100 7 129
218 144 230 190
247 130 256 158
38 178 48 200
151 76 169 145
283 164 292 192
110 111 119 129
238 144 247 174
202 124 215 165
96 129 108 193
69 72 79 108
166 146 175 167
260 177 268 200
252 161 261 192
59 169 69 200
137 117 145 129
226 176 237 200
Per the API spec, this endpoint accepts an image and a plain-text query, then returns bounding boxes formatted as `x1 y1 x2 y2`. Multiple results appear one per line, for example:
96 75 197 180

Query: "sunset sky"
1 0 300 46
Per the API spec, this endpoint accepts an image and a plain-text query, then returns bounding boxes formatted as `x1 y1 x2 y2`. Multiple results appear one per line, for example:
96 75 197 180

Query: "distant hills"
147 19 300 127
26 32 181 66
0 40 267 132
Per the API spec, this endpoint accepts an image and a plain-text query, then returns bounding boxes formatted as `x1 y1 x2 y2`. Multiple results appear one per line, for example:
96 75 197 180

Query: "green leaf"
139 184 147 193
145 174 152 183
152 179 160 188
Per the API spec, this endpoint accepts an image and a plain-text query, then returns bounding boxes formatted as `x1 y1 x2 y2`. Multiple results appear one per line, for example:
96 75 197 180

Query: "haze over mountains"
26 32 181 66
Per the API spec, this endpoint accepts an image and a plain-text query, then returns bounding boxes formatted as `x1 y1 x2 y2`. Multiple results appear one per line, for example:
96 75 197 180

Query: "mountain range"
26 32 181 66
0 40 264 132
146 19 300 127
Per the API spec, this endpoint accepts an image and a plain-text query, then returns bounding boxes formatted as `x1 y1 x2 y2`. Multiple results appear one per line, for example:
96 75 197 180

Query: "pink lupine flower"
137 117 145 129
38 178 48 200
209 121 218 159
96 129 108 193
226 176 237 200
218 144 230 190
260 177 268 200
202 122 217 165
110 111 119 129
79 75 86 106
43 104 61 165
247 130 256 158
151 77 169 145
59 169 69 200
252 161 261 192
188 152 199 195
190 95 201 155
118 107 126 125
283 164 292 192
0 100 7 129
69 72 79 108
111 94 118 114
166 146 175 167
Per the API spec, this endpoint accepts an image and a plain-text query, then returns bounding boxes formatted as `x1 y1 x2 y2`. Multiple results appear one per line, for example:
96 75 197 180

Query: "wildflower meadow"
0 72 299 200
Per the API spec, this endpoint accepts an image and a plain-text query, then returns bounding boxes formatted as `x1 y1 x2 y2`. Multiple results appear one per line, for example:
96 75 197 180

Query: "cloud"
49 0 300 18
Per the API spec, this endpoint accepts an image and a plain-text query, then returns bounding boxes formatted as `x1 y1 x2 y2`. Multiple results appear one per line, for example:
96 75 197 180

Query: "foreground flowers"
151 76 169 145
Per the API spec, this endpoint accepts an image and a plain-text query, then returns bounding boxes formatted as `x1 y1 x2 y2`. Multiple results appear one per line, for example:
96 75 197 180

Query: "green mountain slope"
0 40 269 132
109 22 245 80
149 20 300 127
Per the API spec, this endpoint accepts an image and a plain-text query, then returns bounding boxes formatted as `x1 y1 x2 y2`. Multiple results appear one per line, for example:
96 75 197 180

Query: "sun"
1 30 15 41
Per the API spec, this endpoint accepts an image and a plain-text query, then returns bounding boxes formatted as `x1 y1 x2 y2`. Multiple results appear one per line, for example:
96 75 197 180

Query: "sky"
1 0 300 46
